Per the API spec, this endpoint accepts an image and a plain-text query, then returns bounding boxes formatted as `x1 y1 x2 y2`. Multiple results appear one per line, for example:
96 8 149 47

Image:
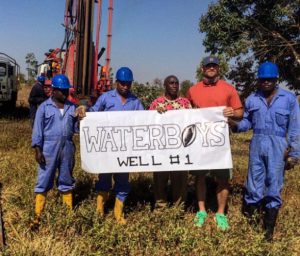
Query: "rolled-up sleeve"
89 95 105 112
236 98 253 132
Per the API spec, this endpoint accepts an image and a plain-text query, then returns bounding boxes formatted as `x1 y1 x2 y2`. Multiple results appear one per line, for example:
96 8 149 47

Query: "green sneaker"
215 213 229 231
194 211 207 227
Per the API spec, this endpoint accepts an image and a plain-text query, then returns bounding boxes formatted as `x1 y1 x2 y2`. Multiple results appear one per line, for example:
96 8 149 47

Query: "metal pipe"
86 0 94 95
60 0 72 74
94 0 102 91
106 0 113 82
74 0 84 93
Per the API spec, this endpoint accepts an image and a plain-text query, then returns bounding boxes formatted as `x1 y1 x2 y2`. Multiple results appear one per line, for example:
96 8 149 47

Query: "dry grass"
0 109 299 255
17 83 31 107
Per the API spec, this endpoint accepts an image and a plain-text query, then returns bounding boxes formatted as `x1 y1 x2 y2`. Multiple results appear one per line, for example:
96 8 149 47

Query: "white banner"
80 107 233 173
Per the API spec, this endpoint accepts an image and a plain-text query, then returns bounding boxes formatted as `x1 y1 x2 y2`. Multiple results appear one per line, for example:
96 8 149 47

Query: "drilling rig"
38 0 114 100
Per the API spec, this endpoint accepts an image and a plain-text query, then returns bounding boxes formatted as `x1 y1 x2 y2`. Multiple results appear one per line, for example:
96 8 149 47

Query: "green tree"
199 0 300 96
18 73 26 84
153 78 163 88
25 52 38 81
227 58 256 101
131 82 163 109
179 80 193 97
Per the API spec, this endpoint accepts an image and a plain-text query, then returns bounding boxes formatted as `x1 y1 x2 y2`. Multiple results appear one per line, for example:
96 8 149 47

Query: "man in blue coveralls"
77 67 144 224
31 74 79 229
230 61 300 241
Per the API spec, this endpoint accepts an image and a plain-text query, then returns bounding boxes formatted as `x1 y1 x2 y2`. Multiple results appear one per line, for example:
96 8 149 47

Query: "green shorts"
190 169 232 180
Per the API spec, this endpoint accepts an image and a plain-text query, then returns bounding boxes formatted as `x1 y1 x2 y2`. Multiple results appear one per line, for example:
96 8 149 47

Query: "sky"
0 0 215 84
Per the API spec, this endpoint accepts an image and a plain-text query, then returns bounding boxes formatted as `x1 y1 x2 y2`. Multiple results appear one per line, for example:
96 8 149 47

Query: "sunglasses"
258 78 277 82
204 64 219 69
119 81 132 87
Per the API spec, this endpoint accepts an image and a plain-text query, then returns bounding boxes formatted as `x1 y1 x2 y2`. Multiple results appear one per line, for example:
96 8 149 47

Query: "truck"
0 52 20 109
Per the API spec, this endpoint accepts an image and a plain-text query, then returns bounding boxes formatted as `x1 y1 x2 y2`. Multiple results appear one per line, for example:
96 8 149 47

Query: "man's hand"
156 106 167 114
75 105 87 120
35 147 45 165
285 157 298 170
223 107 234 118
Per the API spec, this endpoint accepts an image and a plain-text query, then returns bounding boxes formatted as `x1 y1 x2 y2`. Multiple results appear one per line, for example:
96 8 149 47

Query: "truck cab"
0 53 19 108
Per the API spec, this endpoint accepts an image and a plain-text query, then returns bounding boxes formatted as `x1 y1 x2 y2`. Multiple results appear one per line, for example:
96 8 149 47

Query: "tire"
5 91 17 110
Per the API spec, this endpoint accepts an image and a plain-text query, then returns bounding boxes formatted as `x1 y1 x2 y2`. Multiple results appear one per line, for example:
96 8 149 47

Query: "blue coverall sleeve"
236 98 253 132
89 94 105 112
136 100 144 110
287 98 300 158
73 108 80 133
32 104 45 148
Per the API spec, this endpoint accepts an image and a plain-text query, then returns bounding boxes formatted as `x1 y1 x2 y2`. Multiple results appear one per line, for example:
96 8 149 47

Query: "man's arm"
186 89 194 107
225 87 244 120
28 86 37 105
89 94 105 112
28 85 46 105
223 107 244 120
287 97 300 159
32 105 46 164
233 107 244 120
32 104 45 148
229 98 253 132
76 94 106 119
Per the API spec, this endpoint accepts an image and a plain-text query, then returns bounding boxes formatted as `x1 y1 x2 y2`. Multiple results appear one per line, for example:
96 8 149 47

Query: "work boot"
263 208 279 242
114 197 127 225
96 191 109 216
30 193 46 230
62 191 73 210
242 203 260 226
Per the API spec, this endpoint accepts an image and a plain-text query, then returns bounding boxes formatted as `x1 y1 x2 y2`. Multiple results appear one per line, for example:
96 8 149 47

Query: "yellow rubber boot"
96 191 109 216
30 193 46 230
62 191 73 210
114 198 127 225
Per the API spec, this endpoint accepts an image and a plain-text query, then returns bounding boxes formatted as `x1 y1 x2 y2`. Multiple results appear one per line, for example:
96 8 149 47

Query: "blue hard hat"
257 62 279 79
51 74 71 89
116 67 133 82
37 75 45 82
